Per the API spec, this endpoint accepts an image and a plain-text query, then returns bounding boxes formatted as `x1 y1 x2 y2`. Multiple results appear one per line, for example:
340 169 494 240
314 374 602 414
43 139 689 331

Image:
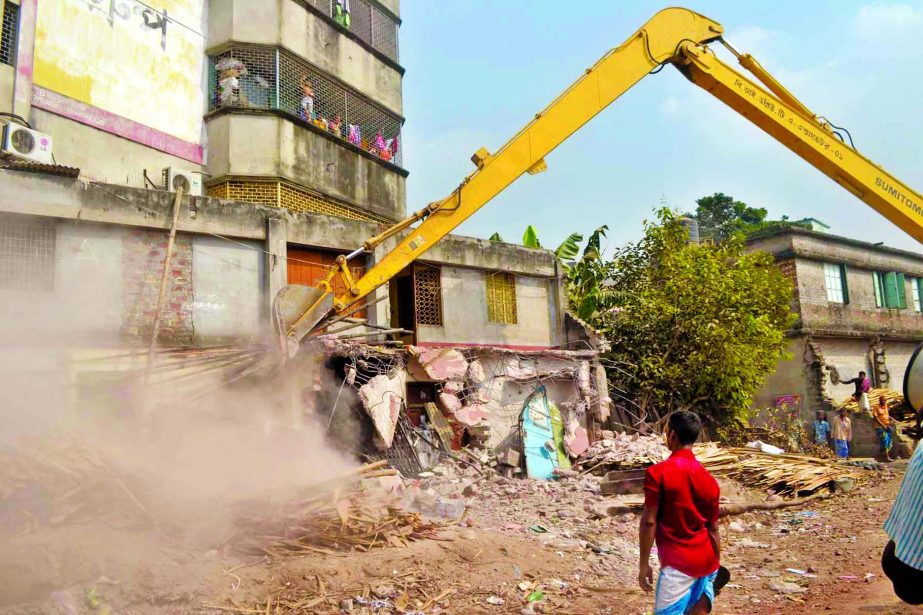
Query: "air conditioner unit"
162 167 203 196
2 124 54 164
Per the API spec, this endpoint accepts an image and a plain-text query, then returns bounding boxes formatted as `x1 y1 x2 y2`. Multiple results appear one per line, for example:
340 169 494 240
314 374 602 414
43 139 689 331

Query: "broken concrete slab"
564 418 589 458
409 346 469 381
358 372 405 449
438 392 462 415
442 379 464 394
454 403 489 427
466 359 485 384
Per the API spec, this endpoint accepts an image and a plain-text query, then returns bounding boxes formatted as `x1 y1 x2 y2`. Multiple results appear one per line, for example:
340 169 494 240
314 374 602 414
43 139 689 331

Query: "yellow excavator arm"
277 7 923 353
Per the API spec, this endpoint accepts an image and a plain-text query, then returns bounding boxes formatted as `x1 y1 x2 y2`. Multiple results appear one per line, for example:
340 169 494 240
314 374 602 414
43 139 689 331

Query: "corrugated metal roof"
0 157 81 178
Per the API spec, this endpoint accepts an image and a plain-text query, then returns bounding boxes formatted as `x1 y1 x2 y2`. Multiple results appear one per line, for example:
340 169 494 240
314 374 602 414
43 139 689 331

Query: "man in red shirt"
639 411 721 614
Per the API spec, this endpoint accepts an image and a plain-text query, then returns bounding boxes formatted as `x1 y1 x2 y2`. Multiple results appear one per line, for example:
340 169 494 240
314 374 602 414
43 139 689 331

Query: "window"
823 263 848 304
913 277 923 313
0 2 17 67
873 271 907 309
0 212 55 292
486 271 517 324
873 272 885 308
413 264 442 326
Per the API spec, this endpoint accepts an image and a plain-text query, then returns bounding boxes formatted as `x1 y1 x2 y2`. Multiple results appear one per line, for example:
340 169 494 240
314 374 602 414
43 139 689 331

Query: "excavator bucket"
272 284 333 358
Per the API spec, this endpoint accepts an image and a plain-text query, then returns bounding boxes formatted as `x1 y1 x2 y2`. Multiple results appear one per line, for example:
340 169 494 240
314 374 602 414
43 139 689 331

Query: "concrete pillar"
550 259 568 347
368 245 391 329
266 216 287 313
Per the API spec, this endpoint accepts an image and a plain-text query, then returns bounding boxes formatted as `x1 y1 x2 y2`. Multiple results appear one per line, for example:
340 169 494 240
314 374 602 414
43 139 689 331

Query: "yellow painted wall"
33 0 205 143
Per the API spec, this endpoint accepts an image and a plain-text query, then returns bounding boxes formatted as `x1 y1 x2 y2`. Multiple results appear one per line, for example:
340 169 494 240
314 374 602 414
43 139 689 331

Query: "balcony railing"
209 46 403 168
303 0 399 63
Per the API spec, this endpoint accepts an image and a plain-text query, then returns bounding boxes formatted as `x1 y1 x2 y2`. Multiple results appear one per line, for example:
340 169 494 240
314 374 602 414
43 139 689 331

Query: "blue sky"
399 1 923 254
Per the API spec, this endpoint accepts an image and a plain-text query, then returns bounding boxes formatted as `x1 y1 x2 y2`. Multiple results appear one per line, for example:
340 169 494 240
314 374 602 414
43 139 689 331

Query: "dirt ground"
0 461 916 614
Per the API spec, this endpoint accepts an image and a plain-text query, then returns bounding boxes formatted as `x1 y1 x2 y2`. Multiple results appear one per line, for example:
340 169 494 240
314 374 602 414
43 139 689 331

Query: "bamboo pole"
143 186 184 413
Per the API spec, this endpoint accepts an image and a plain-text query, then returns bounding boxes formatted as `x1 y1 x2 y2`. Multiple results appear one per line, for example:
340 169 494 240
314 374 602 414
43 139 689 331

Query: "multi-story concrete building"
0 0 582 351
748 224 923 452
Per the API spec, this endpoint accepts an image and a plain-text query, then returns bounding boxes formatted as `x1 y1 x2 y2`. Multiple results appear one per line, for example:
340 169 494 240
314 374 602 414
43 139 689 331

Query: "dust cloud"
0 272 356 608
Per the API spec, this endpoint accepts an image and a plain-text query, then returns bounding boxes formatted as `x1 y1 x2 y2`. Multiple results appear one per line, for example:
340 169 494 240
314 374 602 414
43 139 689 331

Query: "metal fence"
1 2 19 67
210 46 403 168
305 0 399 63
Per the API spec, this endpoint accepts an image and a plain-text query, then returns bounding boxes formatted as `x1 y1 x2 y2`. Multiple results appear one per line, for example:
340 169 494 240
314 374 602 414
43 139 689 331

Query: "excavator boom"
276 7 923 353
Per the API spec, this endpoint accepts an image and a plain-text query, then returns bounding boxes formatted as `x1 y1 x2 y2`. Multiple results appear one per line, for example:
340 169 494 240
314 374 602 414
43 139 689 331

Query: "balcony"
209 45 403 169
300 0 399 64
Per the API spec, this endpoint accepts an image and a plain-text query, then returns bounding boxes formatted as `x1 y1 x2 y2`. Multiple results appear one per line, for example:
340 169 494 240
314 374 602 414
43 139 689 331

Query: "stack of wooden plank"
232 461 447 557
699 446 858 496
838 388 903 412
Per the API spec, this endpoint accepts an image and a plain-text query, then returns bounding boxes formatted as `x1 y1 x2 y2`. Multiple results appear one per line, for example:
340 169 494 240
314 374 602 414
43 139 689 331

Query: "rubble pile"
574 431 668 474
231 461 447 558
407 458 641 562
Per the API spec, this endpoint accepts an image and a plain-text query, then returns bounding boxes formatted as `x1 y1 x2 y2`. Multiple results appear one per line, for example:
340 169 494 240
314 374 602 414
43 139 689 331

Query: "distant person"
841 371 872 412
831 408 853 459
882 438 923 604
874 395 893 462
813 411 831 446
639 411 721 615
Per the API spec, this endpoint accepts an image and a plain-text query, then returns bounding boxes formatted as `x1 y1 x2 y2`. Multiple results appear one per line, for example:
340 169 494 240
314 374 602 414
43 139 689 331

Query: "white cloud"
853 3 923 38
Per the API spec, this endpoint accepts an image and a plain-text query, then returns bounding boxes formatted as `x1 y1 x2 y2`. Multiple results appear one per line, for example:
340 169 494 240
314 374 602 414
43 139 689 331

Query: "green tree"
692 192 770 239
591 209 795 428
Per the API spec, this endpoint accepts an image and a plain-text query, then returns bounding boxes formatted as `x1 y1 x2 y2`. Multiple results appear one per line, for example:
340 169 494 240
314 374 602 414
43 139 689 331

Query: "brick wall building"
748 225 923 454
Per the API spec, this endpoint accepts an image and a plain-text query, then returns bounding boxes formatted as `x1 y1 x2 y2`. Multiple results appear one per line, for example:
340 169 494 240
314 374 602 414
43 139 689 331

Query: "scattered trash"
728 520 747 533
528 525 549 534
526 590 545 602
785 568 817 578
864 573 876 583
486 595 505 605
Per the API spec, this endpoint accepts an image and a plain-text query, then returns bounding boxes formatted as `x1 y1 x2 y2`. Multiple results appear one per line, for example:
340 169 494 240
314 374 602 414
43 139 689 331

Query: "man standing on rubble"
639 411 721 615
841 371 872 412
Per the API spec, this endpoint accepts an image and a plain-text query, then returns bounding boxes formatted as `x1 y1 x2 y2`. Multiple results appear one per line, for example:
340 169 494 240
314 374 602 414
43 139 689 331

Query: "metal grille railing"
210 46 403 168
486 271 517 324
0 213 55 292
306 0 399 63
413 264 443 326
0 2 19 67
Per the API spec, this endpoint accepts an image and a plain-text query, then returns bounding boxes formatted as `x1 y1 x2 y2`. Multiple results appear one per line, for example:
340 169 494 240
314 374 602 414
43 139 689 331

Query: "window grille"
1 1 19 67
413 264 442 326
210 46 403 168
912 277 922 313
309 0 399 63
486 271 517 324
823 263 847 305
0 213 55 292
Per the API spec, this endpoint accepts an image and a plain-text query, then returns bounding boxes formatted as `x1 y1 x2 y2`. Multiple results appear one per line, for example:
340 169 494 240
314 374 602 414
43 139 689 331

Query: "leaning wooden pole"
143 186 184 411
